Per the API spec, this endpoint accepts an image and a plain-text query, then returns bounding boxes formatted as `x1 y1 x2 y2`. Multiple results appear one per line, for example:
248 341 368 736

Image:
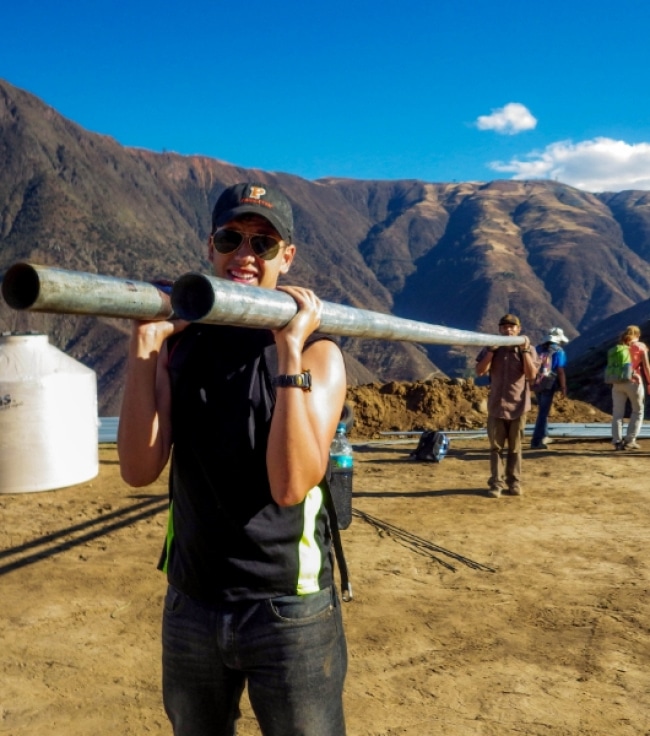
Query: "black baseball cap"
211 182 294 243
499 313 521 326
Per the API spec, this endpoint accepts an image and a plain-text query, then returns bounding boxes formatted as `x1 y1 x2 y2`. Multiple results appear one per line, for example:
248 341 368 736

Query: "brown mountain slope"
386 180 650 373
2 78 650 413
600 190 650 261
0 79 435 407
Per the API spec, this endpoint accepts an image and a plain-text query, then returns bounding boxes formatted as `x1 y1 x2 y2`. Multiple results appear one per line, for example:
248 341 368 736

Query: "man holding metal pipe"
118 182 348 736
475 314 539 498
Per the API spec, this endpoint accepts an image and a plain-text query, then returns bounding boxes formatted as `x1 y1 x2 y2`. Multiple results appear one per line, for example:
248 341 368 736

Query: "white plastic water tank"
0 332 99 493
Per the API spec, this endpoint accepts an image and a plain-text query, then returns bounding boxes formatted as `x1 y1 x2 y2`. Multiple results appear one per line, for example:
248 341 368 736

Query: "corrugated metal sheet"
381 423 650 440
99 417 119 443
373 423 650 447
98 418 648 446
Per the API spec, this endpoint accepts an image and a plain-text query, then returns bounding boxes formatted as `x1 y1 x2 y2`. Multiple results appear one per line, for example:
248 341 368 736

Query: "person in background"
530 327 569 450
475 314 540 498
118 182 349 736
611 324 650 451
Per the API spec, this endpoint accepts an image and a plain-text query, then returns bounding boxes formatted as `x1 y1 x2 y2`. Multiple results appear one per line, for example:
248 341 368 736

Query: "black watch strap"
272 370 312 391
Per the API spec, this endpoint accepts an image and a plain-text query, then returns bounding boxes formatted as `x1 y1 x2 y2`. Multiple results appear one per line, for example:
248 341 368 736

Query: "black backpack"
410 430 450 462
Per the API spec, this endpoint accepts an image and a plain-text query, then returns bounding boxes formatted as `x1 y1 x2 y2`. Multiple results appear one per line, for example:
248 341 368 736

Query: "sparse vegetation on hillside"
2 78 650 412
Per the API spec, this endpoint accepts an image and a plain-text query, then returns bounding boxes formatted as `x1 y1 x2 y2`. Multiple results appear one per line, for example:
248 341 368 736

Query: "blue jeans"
162 585 347 736
532 389 555 446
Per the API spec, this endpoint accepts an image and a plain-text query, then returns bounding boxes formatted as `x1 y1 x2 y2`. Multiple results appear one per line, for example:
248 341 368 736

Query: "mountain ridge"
2 78 650 414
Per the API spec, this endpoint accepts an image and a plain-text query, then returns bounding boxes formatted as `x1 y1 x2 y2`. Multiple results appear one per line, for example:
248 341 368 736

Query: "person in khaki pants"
611 325 650 450
475 314 539 497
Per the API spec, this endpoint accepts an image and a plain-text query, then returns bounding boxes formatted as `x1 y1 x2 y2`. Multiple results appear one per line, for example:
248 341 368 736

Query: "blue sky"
3 0 650 192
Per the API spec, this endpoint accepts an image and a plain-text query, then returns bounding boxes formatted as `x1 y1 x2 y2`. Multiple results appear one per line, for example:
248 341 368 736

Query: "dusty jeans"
162 584 347 736
487 414 526 491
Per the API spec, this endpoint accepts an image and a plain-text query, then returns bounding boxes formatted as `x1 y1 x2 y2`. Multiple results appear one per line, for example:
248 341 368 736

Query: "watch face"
273 371 311 390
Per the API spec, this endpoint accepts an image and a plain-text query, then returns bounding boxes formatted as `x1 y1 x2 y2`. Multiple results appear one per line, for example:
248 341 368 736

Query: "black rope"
351 509 496 573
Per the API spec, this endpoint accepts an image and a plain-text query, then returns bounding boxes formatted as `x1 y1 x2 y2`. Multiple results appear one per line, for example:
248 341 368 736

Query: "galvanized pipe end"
171 273 216 321
1 263 41 310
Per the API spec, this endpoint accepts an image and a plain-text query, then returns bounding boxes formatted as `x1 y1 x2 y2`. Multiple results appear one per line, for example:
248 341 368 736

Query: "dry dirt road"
1 433 649 735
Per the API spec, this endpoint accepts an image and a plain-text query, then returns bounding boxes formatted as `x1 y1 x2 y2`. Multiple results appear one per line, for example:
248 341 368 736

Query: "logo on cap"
248 186 266 200
211 181 294 242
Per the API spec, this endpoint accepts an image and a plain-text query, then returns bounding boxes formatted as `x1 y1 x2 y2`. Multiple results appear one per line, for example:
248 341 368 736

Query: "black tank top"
160 323 334 603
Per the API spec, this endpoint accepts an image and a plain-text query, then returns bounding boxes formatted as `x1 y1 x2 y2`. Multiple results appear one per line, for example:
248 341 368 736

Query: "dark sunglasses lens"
250 235 281 260
212 230 243 254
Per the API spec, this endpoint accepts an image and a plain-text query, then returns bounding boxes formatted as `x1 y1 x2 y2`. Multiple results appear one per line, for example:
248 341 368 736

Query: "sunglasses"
210 228 284 261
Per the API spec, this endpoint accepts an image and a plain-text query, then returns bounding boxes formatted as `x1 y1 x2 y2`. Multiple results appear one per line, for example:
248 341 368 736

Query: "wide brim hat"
545 327 569 344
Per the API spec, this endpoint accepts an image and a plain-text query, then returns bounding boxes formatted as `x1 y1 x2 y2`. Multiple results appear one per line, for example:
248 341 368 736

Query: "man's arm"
267 286 347 507
555 349 568 395
475 347 498 377
117 320 185 487
641 344 650 385
519 337 539 381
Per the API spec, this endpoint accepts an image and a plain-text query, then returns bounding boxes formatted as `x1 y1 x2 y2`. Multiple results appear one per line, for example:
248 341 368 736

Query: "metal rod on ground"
171 272 525 348
1 263 173 321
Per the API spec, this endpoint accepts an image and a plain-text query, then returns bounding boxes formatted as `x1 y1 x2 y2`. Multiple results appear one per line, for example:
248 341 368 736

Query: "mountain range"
2 77 650 415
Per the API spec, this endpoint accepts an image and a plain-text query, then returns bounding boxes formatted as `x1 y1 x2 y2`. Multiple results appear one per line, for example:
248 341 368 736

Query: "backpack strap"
322 485 353 601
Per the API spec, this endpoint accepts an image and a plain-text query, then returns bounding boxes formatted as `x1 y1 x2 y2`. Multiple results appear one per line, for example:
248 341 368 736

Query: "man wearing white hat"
531 327 569 449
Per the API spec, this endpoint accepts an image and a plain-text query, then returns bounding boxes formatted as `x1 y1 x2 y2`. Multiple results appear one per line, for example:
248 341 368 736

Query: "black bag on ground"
409 430 450 462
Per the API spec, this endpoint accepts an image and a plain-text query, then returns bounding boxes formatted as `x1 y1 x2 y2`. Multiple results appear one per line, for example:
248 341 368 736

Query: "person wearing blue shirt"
531 327 569 450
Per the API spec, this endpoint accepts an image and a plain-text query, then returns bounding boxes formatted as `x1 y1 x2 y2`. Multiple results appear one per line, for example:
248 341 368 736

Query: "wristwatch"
272 370 312 391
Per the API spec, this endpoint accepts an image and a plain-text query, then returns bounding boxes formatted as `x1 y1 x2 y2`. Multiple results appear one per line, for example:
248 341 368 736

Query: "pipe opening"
1 263 41 309
171 273 215 321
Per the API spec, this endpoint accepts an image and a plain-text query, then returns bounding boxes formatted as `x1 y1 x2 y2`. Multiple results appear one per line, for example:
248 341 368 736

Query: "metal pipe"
171 272 524 348
1 263 173 321
1 263 524 348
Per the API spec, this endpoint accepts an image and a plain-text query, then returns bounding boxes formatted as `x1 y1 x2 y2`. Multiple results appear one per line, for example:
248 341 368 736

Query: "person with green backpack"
607 325 650 450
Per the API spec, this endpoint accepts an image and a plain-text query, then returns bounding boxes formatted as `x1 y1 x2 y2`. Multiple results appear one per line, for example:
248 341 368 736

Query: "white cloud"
475 103 537 135
489 137 650 192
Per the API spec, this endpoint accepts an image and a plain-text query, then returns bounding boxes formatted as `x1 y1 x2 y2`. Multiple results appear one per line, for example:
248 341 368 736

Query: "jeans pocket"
268 587 334 623
163 585 186 614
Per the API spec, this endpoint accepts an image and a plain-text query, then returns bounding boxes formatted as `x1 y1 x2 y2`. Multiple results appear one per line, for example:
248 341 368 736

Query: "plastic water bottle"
329 421 353 529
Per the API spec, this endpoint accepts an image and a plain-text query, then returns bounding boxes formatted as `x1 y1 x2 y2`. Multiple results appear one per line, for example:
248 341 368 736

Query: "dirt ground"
1 382 649 735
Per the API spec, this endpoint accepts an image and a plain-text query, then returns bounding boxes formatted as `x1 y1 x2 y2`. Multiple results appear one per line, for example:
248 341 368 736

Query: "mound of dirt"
346 378 611 439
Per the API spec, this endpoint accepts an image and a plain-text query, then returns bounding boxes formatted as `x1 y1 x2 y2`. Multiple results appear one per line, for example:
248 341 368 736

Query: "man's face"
499 322 521 336
208 215 295 289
